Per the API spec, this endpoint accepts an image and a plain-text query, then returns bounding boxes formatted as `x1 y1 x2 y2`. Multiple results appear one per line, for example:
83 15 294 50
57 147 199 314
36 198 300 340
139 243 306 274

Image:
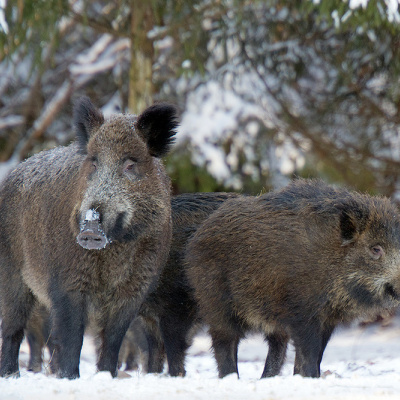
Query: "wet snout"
76 209 109 250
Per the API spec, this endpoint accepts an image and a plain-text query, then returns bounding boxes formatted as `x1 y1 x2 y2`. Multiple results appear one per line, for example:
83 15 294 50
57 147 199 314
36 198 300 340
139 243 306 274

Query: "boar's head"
71 97 178 250
336 195 400 308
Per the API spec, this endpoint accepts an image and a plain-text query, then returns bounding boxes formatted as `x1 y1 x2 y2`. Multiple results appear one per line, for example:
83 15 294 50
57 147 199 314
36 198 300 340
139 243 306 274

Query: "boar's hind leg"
26 327 44 373
142 316 165 374
261 331 289 378
292 323 334 378
0 288 35 378
97 306 137 377
210 329 241 378
50 290 87 379
27 307 56 374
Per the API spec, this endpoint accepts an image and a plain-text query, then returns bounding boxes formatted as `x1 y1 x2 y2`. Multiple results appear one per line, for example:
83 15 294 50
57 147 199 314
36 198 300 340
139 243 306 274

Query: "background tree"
1 0 400 197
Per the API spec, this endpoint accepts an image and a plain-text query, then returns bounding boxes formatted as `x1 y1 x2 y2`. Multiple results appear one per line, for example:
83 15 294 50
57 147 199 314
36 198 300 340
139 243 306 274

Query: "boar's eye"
370 245 384 260
123 158 137 174
90 157 98 173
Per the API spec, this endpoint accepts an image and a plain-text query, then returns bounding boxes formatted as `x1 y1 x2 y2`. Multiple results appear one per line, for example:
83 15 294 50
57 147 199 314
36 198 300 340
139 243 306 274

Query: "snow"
0 158 17 184
84 209 100 221
0 0 7 34
70 36 130 80
344 0 400 23
2 319 400 399
178 77 303 189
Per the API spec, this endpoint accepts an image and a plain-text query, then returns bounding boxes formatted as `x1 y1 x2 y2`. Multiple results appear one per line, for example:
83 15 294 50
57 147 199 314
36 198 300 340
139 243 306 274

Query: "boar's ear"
73 96 104 152
135 103 178 157
339 203 369 246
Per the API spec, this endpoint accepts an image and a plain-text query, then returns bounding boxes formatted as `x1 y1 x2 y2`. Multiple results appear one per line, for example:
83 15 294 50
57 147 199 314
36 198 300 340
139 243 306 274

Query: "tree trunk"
129 1 154 114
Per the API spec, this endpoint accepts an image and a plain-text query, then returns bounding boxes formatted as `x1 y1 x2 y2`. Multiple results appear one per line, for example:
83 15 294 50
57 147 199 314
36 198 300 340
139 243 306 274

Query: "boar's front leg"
292 322 334 378
97 305 137 377
50 289 87 379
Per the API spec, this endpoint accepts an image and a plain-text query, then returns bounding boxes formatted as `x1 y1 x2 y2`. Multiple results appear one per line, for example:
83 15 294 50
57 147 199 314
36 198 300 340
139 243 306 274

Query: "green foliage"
165 147 231 194
301 0 400 33
0 0 69 61
2 0 400 196
296 156 380 195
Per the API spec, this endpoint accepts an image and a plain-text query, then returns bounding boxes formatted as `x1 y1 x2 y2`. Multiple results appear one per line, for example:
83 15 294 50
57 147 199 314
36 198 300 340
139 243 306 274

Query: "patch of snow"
0 0 7 34
0 158 17 184
84 209 100 221
102 92 123 116
179 78 304 189
349 0 369 9
2 320 400 399
384 0 400 23
0 115 24 130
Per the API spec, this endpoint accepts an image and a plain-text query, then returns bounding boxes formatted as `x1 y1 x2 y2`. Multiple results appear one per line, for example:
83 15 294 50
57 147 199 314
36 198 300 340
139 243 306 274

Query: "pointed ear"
339 203 369 246
73 96 104 152
135 103 178 157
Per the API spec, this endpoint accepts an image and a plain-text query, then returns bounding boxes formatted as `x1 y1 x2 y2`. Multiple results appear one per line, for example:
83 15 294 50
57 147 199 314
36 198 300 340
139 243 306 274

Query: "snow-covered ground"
2 318 400 399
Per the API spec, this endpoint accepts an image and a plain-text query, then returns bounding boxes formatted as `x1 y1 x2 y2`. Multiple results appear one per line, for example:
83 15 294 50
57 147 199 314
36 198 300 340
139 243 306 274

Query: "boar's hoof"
77 219 109 250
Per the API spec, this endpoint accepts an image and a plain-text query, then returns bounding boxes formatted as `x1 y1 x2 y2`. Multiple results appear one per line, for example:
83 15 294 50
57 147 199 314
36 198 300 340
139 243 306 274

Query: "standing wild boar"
0 96 178 379
23 192 241 376
185 179 400 378
139 192 241 376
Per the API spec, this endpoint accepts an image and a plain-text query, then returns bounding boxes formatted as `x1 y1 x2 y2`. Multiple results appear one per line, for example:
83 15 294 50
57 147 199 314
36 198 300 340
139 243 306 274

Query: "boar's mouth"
384 283 399 301
76 209 110 250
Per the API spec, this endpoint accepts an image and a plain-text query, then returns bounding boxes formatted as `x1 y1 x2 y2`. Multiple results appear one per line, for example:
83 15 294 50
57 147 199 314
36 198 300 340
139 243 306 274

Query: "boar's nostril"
77 229 108 250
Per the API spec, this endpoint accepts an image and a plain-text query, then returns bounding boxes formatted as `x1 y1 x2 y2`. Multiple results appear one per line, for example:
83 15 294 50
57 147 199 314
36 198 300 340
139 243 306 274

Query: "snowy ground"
2 319 400 400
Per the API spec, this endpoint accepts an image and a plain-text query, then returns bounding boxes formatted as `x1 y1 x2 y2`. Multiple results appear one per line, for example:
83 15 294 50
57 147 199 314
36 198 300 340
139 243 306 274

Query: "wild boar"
129 192 242 376
0 96 178 379
22 192 242 377
185 179 400 378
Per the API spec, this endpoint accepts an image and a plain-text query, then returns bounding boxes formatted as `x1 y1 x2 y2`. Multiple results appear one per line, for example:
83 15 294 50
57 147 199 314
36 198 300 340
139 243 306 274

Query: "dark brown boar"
22 192 242 377
185 179 400 378
0 96 178 379
130 192 242 376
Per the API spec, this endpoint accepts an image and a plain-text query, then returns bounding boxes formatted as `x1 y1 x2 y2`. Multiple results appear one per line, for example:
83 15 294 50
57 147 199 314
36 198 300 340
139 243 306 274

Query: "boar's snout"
77 209 109 250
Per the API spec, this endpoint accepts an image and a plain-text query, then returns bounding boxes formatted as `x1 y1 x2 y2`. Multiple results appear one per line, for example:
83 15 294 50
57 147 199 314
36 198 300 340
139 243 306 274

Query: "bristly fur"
135 103 178 157
0 96 176 379
185 179 400 379
73 96 105 152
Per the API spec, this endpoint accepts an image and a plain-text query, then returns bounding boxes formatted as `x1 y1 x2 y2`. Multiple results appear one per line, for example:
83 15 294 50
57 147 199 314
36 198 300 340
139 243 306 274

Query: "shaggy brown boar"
139 192 241 377
185 179 400 378
0 96 178 379
23 192 241 376
21 192 241 376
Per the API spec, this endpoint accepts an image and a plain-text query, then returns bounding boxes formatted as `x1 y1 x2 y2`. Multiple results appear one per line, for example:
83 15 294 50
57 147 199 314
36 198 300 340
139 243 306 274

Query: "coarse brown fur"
185 179 400 378
23 192 242 376
139 191 242 376
0 97 178 379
